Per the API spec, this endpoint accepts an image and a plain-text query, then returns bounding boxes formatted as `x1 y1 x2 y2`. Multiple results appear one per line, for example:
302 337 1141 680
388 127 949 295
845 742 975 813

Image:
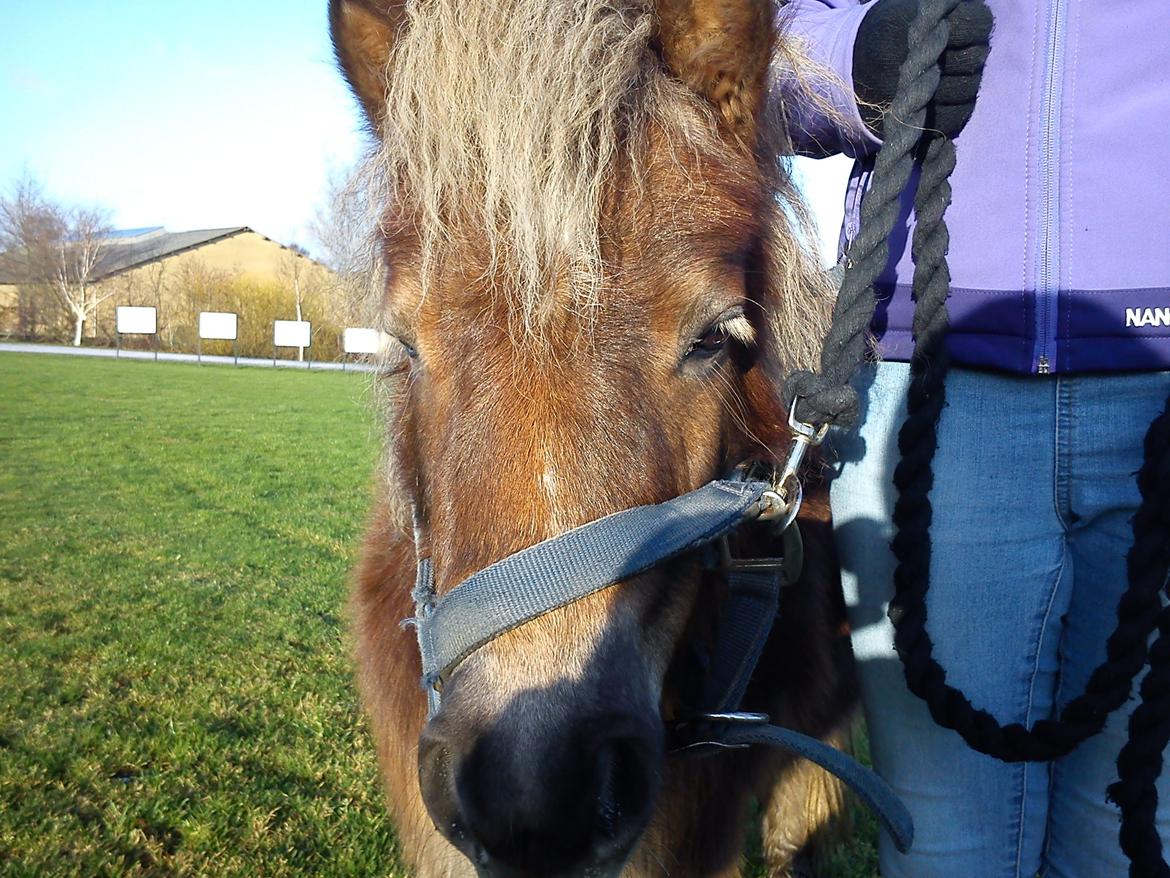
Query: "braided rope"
784 0 960 428
1108 396 1170 877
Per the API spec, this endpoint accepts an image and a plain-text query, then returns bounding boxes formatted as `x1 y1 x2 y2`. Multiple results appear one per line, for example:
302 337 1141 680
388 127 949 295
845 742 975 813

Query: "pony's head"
332 0 830 873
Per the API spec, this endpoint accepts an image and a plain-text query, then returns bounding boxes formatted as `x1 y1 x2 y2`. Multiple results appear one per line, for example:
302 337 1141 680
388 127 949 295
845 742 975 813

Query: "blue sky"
1 1 367 250
792 154 851 267
0 1 849 259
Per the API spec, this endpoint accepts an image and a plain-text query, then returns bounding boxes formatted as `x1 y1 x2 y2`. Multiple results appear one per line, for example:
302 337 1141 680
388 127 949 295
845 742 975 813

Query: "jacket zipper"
1036 0 1067 375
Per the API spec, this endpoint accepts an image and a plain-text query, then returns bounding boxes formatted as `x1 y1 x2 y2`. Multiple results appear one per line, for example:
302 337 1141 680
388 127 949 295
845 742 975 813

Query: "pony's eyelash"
721 314 755 346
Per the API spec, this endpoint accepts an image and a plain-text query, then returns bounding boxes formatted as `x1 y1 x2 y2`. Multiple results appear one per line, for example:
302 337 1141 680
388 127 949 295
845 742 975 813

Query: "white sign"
199 311 238 341
116 306 157 335
342 327 390 355
273 320 311 348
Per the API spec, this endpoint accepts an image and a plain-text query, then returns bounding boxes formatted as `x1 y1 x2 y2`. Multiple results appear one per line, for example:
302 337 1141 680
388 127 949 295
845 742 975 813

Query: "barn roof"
0 226 252 284
0 226 326 285
94 227 250 277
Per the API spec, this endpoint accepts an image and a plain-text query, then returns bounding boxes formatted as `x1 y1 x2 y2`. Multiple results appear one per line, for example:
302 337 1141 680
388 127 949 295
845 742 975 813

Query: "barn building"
0 226 332 348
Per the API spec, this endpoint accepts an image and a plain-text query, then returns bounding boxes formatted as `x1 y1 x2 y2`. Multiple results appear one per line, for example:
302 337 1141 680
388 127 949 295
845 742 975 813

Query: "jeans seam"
1023 372 1069 878
1052 376 1072 532
1051 376 1064 529
1015 541 1069 878
1015 763 1030 878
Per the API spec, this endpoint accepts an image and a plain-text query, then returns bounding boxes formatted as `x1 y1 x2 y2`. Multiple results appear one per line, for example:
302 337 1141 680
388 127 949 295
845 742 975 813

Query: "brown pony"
332 0 857 874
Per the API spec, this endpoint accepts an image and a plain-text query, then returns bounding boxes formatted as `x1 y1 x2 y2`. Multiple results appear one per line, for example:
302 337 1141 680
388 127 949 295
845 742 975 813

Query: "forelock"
374 0 738 337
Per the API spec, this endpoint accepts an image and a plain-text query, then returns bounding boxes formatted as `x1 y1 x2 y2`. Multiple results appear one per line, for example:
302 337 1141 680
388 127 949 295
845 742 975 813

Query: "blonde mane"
379 0 701 329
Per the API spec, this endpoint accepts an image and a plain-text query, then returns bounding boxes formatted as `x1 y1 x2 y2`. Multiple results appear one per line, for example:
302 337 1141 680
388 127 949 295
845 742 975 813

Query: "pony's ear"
653 0 772 143
329 0 407 136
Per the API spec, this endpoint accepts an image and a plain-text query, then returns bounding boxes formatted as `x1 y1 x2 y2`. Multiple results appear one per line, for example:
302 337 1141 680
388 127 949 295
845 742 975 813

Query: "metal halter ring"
717 519 805 584
771 400 830 521
786 396 831 451
745 401 828 530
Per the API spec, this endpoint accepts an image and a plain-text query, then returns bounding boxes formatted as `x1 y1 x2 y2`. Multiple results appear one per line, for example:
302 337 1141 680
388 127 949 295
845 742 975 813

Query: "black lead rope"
1107 407 1170 876
781 0 1170 872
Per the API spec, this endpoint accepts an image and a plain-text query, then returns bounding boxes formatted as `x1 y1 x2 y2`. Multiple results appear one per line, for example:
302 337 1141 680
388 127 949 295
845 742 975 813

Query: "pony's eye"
686 312 752 361
394 336 418 360
689 324 732 358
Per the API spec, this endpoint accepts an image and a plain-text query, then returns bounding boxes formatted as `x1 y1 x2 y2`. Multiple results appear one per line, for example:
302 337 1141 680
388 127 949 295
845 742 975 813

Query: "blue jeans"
828 362 1170 877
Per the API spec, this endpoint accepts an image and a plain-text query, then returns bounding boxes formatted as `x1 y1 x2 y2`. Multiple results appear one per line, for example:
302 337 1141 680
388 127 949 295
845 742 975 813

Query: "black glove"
852 0 992 139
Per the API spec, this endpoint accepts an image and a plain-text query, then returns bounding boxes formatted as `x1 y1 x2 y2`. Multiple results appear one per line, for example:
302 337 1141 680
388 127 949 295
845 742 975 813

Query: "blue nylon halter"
411 479 772 698
406 476 914 853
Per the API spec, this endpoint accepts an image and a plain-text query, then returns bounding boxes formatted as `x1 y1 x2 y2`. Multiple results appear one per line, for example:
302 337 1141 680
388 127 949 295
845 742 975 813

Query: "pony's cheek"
665 384 737 486
622 566 705 682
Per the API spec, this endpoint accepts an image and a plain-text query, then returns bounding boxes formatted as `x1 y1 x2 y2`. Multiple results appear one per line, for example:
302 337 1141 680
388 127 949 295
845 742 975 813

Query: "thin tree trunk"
295 298 304 361
72 312 83 346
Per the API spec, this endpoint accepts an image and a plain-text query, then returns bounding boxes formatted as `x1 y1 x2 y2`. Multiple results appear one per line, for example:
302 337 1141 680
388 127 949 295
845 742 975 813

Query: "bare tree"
0 174 113 345
0 174 65 339
277 247 322 361
308 162 380 330
53 207 114 346
309 167 369 272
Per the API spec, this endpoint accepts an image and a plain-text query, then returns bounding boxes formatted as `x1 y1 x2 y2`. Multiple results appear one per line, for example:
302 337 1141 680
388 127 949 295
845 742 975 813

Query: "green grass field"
0 352 878 877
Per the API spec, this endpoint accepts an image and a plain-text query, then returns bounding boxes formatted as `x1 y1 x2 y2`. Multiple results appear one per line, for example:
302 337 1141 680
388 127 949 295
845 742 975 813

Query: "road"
0 341 378 372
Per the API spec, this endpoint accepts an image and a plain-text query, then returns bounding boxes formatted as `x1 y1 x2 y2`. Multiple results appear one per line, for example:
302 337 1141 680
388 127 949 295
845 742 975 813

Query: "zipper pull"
1038 356 1051 374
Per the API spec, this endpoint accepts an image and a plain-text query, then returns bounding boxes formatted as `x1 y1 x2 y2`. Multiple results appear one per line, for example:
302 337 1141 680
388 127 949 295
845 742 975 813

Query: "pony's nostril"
418 731 466 840
594 743 621 838
591 735 654 853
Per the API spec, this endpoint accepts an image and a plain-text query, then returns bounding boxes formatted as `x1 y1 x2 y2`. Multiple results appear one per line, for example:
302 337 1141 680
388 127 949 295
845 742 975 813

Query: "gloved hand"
852 0 992 139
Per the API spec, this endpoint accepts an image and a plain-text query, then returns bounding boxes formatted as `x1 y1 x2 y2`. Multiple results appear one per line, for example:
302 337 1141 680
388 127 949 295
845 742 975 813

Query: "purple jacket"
778 0 1170 374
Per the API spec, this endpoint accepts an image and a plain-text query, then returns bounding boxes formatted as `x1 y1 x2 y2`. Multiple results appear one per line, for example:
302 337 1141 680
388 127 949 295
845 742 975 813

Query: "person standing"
775 1 1170 874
